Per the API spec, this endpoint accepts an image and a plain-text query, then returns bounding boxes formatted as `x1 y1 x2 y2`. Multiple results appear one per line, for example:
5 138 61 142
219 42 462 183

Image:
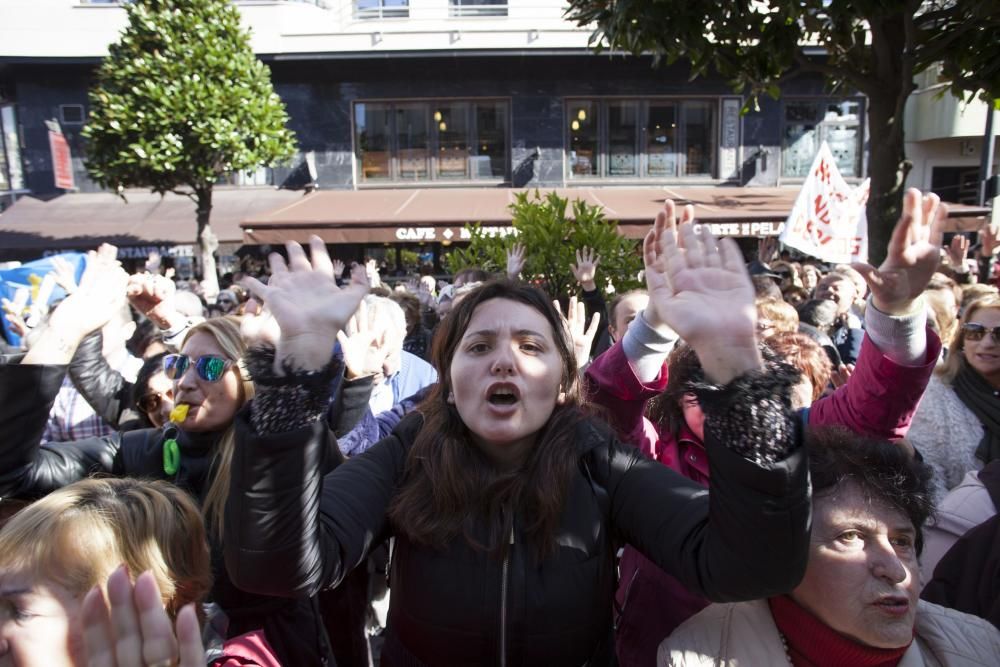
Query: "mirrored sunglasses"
962 323 1000 343
163 354 232 382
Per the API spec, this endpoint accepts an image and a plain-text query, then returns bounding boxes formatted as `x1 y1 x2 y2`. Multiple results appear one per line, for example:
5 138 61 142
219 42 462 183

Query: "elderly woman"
659 427 1000 666
908 294 1000 498
224 206 811 666
0 260 330 666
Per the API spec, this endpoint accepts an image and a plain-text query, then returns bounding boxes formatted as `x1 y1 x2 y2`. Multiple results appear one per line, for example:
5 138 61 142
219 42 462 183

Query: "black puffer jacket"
225 370 812 666
0 360 338 666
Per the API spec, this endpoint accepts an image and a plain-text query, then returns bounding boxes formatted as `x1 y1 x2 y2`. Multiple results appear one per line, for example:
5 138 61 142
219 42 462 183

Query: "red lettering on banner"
814 159 832 185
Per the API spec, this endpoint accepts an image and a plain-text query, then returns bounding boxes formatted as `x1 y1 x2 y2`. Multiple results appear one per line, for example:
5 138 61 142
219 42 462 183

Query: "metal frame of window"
779 96 866 180
565 97 721 181
354 0 409 20
449 0 508 18
352 98 511 185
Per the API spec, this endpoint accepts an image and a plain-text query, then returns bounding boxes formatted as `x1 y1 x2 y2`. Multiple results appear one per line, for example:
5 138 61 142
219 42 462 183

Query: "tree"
564 0 1000 264
445 190 644 299
83 0 297 296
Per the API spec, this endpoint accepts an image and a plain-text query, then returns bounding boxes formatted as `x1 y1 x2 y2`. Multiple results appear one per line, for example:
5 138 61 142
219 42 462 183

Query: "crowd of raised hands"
4 186 1000 666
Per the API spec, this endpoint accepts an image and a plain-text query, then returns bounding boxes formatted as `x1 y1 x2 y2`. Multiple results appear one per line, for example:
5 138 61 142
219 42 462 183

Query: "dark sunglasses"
962 323 1000 343
138 391 170 414
163 354 232 382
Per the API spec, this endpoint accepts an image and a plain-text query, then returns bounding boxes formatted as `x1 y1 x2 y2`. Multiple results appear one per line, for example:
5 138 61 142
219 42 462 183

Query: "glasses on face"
163 354 232 382
138 391 171 414
962 323 1000 343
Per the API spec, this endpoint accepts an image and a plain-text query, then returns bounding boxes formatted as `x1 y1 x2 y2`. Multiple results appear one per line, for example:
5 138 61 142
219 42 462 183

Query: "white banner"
780 142 870 264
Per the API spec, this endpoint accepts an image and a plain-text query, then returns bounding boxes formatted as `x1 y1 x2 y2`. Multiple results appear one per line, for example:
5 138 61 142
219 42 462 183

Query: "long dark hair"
388 280 584 560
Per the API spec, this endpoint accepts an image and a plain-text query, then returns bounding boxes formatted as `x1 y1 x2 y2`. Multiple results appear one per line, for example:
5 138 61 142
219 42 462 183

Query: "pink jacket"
585 328 941 667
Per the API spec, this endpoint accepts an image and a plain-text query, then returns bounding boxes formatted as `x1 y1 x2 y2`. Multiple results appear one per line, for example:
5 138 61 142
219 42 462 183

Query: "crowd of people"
1 187 999 666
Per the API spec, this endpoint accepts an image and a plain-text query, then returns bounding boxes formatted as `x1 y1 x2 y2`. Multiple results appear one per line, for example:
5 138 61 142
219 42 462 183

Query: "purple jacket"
585 328 941 667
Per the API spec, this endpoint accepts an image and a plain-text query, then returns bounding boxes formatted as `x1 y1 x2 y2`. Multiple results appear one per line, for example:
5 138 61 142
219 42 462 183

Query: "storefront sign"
720 99 741 180
781 141 870 263
47 125 74 190
117 244 195 259
705 221 782 237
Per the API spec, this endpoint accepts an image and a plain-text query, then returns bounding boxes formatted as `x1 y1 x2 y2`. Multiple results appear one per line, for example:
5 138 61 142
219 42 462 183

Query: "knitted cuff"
244 345 341 434
622 310 679 383
691 359 801 465
864 295 927 366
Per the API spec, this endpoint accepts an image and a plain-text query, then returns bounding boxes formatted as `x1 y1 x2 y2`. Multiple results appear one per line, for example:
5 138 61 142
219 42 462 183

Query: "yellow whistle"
169 404 190 423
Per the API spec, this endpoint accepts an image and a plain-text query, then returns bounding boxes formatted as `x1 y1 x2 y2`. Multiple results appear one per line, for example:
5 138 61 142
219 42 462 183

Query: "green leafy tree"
83 0 297 295
564 0 1000 264
445 190 644 299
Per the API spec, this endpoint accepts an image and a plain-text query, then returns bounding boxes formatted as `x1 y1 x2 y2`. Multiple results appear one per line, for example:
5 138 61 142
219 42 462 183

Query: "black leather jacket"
0 360 339 666
225 369 811 666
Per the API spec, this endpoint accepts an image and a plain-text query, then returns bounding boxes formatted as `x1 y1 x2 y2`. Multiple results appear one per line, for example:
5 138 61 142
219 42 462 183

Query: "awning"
241 186 991 245
0 188 305 254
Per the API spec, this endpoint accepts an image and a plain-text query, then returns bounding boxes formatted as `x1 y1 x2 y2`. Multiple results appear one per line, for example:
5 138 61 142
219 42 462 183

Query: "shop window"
355 0 409 19
450 0 507 17
355 99 509 184
782 99 863 178
567 98 718 179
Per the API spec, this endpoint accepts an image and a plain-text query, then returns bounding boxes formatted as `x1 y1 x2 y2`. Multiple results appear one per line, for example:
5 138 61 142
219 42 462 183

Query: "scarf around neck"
952 357 1000 466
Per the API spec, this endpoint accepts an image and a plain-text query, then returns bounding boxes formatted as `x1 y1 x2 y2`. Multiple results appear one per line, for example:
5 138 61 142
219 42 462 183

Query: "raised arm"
812 189 946 438
226 237 387 597
606 200 808 600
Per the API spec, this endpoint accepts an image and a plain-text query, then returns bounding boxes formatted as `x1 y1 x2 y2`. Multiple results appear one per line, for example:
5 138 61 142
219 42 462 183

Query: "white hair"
364 294 407 347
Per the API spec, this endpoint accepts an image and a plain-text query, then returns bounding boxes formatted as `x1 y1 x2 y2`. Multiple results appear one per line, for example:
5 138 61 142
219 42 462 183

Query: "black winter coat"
0 361 337 666
225 406 811 666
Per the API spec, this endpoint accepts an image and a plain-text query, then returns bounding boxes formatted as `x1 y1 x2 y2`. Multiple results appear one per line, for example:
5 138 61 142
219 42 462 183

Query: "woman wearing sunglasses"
0 311 336 666
908 295 1000 499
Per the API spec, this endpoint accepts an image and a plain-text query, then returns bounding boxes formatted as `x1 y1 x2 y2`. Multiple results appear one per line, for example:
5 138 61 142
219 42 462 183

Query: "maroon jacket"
585 328 941 667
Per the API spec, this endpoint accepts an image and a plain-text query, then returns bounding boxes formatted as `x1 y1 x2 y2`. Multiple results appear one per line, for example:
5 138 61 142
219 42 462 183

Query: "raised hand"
336 300 385 380
554 295 601 369
506 243 526 280
851 188 946 315
47 249 129 339
82 566 205 667
127 272 181 329
643 200 760 383
49 255 80 295
946 234 970 269
569 247 601 291
242 237 368 374
332 259 346 281
1 298 28 341
758 236 778 264
979 223 1000 259
830 363 855 389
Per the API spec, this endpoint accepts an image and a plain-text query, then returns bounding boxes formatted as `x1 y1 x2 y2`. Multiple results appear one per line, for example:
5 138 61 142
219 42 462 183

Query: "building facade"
5 0 965 269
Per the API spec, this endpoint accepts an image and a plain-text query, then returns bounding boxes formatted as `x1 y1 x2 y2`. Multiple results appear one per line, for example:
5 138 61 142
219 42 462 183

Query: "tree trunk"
196 187 220 302
864 13 916 267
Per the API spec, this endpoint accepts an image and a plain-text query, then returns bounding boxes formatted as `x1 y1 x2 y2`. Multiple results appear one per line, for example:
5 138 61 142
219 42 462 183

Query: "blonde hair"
756 297 799 335
937 295 1000 385
0 478 211 620
180 316 254 539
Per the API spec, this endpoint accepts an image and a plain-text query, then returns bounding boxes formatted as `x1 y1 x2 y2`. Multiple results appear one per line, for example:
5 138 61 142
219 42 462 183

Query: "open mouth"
486 384 520 406
872 597 910 616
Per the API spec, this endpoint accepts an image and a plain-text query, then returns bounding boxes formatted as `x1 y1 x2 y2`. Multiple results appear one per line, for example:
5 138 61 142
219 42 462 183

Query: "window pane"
473 101 508 179
432 103 469 179
396 104 429 180
608 101 638 177
682 102 714 176
646 103 678 177
355 103 392 182
356 0 409 19
821 102 860 177
568 101 598 178
450 0 507 17
782 101 820 178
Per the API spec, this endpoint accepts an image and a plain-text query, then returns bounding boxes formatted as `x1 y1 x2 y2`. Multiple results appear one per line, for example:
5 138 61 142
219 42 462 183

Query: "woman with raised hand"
587 190 946 666
0 255 335 666
225 214 810 665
